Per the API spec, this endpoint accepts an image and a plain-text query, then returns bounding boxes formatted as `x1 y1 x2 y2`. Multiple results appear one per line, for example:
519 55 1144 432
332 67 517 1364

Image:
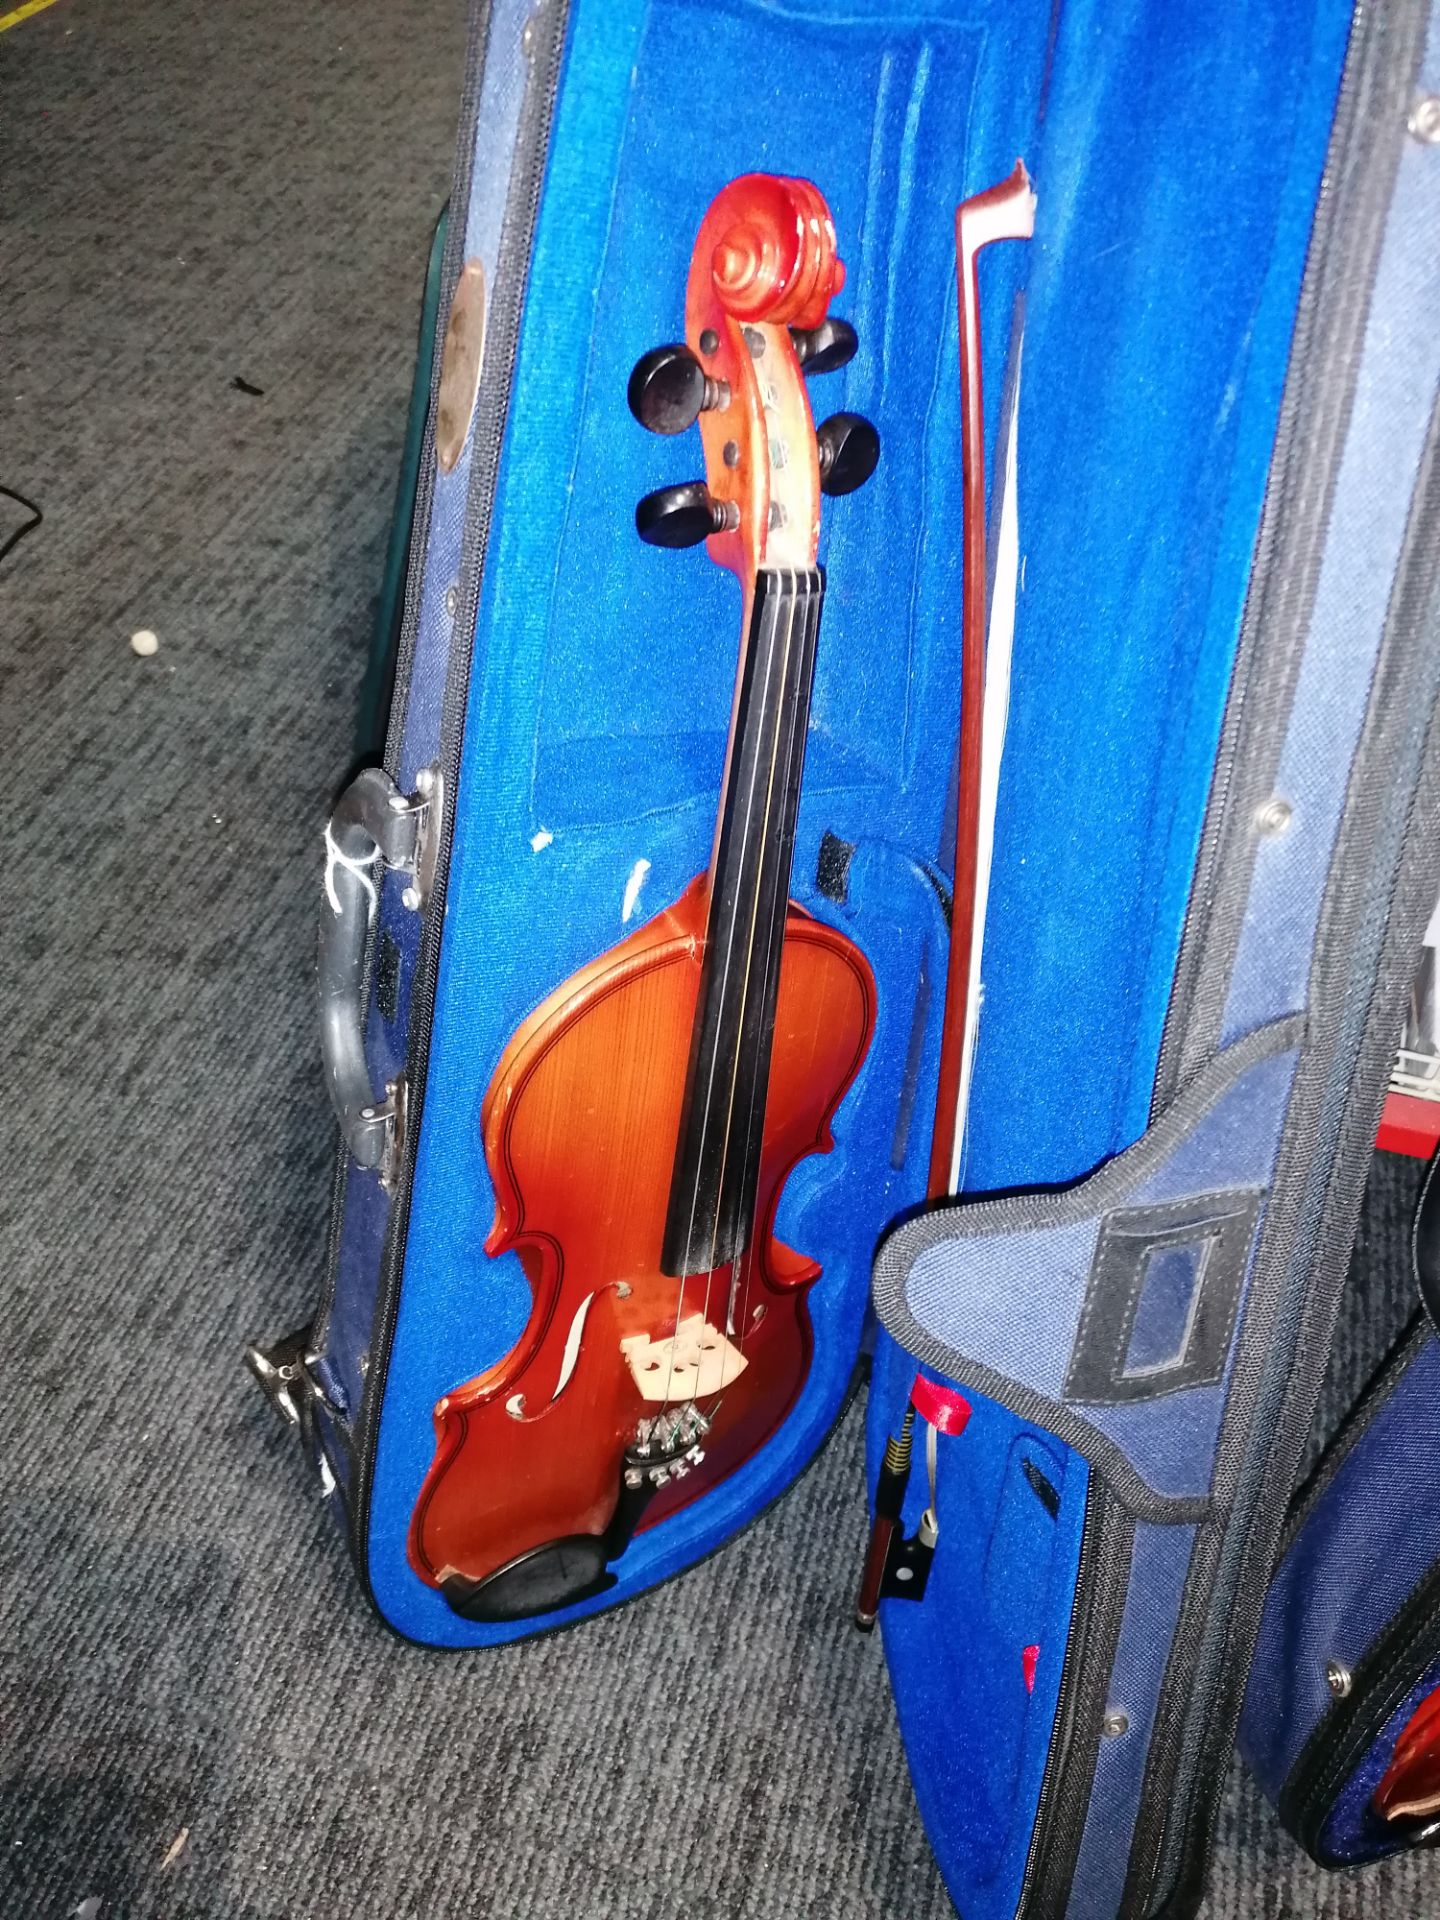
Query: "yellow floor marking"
0 0 63 32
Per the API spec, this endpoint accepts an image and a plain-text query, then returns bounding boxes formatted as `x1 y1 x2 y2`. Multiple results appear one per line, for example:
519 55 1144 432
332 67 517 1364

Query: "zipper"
347 0 573 1592
1014 1477 1134 1920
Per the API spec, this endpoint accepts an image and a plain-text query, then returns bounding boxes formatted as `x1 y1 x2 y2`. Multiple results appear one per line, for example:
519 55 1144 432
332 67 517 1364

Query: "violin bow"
927 160 1036 1202
857 163 1036 1634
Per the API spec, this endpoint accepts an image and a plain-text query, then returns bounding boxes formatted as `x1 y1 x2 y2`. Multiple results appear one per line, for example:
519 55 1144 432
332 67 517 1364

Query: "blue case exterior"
1242 1323 1440 1866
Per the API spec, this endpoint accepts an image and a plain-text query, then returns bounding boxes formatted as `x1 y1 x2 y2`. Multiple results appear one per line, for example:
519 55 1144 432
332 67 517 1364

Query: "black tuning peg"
636 481 738 548
816 412 880 497
628 344 729 436
790 317 858 375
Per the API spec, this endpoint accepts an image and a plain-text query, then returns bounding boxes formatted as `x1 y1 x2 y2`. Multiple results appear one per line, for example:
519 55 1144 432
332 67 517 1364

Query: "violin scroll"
702 173 845 326
629 173 878 579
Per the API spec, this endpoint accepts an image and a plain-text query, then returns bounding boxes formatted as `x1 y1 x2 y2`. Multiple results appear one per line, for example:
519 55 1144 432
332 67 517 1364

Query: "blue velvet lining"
870 1337 1089 1920
964 0 1357 1190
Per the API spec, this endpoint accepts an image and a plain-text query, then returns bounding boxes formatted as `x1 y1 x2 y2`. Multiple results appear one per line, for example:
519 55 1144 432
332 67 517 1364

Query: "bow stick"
927 160 1035 1202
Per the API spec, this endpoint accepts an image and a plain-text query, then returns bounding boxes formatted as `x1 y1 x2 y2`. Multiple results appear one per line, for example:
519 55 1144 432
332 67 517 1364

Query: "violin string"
700 563 801 1391
726 575 787 1364
694 564 798 1381
732 566 815 1366
660 571 797 1886
661 558 790 1423
668 556 795 1448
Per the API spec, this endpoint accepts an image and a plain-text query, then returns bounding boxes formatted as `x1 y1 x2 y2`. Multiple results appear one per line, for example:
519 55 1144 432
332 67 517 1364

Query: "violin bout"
407 876 874 1609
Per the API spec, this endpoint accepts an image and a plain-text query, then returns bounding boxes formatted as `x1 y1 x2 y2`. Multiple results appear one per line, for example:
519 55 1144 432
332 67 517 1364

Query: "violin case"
245 0 1440 1913
1240 1152 1440 1868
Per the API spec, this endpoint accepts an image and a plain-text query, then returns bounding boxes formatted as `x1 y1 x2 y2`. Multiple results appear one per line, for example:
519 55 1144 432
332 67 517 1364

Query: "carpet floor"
3 3 1438 1916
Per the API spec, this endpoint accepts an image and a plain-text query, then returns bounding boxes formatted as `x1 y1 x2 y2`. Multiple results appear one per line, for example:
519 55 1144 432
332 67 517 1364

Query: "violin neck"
661 566 826 1280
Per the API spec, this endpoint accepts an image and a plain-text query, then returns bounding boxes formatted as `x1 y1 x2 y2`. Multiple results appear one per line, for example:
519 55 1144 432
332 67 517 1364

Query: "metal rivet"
699 328 719 356
415 765 436 796
723 440 740 468
1102 1709 1130 1739
401 885 421 912
1255 795 1293 836
1409 94 1440 144
444 585 459 618
1325 1659 1352 1699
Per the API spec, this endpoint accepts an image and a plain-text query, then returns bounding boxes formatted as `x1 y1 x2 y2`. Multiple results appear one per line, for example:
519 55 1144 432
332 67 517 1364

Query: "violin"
408 174 880 1623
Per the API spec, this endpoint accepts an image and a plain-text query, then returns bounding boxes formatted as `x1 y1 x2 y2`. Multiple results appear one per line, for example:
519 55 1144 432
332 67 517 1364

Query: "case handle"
319 763 442 1191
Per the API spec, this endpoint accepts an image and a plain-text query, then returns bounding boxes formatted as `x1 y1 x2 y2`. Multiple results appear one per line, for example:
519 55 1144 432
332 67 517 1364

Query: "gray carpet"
3 3 1438 1916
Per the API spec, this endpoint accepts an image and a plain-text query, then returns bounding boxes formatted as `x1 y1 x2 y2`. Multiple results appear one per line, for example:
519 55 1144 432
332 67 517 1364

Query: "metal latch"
243 1322 340 1496
362 1073 408 1197
320 764 442 1195
389 763 444 912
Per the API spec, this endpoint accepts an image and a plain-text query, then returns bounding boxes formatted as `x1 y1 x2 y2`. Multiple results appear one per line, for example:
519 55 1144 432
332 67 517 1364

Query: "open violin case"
246 0 1440 1913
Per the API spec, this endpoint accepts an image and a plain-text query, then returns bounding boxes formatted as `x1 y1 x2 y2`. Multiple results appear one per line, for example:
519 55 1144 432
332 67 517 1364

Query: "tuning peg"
635 481 740 548
628 344 730 436
816 412 880 496
790 317 858 375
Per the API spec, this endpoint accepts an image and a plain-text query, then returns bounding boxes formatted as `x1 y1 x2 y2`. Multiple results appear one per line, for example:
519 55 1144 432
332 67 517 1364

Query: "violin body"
408 877 874 1604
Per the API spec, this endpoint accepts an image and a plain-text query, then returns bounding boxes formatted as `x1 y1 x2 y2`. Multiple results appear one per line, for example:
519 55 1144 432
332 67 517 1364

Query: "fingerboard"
662 567 825 1280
